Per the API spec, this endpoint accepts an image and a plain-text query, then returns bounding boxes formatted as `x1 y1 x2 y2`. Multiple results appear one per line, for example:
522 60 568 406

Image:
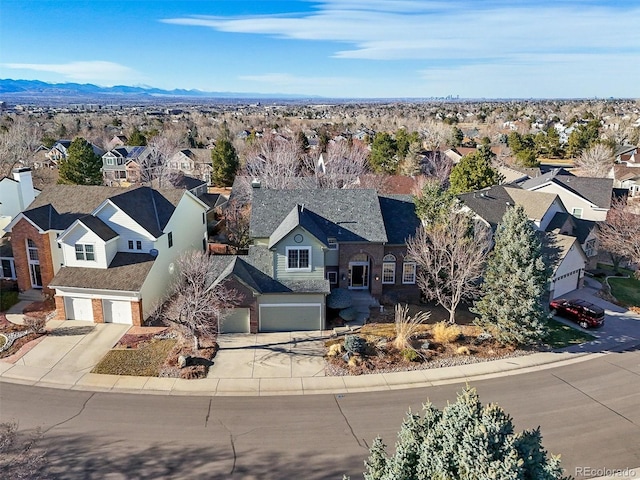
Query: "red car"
549 298 605 329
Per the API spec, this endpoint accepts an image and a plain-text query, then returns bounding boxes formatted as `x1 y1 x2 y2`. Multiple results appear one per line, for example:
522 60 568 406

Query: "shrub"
401 348 420 362
456 346 471 356
394 304 431 351
327 288 353 309
344 335 367 355
327 343 344 357
0 290 19 312
23 316 46 334
432 321 462 344
338 306 359 322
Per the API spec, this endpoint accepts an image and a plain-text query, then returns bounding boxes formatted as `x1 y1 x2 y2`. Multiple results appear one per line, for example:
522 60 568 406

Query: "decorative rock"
177 355 189 368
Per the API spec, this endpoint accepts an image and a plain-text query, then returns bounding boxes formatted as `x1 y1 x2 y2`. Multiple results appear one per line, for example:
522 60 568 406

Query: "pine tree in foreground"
358 386 568 480
472 204 551 346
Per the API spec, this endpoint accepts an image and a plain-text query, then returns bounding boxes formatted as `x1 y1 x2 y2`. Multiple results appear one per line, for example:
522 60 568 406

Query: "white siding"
139 192 208 318
550 244 586 298
95 202 156 252
47 231 65 276
60 225 109 269
529 183 608 221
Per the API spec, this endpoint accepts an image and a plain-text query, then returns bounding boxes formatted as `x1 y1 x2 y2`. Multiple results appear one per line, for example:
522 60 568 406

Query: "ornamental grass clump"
393 304 431 351
432 321 462 344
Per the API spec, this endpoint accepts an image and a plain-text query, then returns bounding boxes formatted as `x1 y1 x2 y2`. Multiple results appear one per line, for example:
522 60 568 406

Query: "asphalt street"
2 347 639 479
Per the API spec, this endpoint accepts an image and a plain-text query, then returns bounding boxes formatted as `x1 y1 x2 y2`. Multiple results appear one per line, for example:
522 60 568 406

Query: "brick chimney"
12 167 36 210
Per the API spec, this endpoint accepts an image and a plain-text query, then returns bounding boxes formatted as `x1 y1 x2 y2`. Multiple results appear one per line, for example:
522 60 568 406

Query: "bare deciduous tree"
0 422 47 479
139 130 184 187
317 139 370 188
164 250 239 350
574 143 615 177
407 211 491 324
222 198 251 249
597 198 640 278
419 151 453 187
0 116 43 177
241 133 306 189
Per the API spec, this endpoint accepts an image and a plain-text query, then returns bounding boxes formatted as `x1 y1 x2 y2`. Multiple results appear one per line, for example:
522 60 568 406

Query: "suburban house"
0 168 40 280
609 148 640 197
458 184 590 299
518 169 613 221
209 186 421 333
45 140 105 168
102 146 150 187
5 184 209 325
168 149 213 185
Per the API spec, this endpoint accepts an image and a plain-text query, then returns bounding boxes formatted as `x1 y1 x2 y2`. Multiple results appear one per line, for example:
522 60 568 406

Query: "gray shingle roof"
520 169 613 208
78 215 118 241
268 205 329 248
250 188 388 243
545 212 595 244
378 195 421 244
49 252 155 291
20 185 185 238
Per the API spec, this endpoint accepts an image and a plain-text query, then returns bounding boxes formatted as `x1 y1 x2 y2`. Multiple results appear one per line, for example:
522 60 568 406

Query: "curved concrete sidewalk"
2 284 640 397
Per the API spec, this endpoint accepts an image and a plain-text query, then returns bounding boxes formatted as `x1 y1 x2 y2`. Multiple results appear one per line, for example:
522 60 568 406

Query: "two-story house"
208 186 421 333
169 149 213 185
102 146 150 186
5 185 209 325
519 169 613 221
458 184 590 299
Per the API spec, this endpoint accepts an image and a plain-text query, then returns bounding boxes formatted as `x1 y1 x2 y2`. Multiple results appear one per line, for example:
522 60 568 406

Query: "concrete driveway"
557 280 640 353
208 331 328 380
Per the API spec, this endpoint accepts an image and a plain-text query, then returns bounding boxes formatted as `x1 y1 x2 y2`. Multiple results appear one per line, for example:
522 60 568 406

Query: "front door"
349 262 369 289
27 239 42 288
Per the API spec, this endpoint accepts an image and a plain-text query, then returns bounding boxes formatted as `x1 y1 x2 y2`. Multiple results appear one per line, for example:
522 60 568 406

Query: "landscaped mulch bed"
159 339 218 380
0 314 45 359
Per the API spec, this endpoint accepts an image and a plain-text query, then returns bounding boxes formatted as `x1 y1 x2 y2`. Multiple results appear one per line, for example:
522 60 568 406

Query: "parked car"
549 298 605 329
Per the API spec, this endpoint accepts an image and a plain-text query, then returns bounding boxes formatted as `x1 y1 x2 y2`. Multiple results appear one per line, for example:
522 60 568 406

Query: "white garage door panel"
553 271 579 298
220 308 250 333
64 297 93 321
260 304 321 332
103 300 132 324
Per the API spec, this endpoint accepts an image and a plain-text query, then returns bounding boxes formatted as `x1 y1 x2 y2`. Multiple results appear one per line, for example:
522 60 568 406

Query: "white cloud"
3 61 140 85
162 2 640 63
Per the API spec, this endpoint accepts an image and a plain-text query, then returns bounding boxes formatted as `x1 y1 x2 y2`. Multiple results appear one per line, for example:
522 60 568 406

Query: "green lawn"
544 319 595 349
607 277 640 307
595 263 640 307
92 339 177 376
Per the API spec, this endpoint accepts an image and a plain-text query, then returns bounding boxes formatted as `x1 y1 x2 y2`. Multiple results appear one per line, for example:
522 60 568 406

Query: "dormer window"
75 244 95 261
106 157 114 165
286 246 311 271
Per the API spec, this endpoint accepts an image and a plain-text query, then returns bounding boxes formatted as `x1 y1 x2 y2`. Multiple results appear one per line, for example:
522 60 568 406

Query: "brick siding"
10 218 56 296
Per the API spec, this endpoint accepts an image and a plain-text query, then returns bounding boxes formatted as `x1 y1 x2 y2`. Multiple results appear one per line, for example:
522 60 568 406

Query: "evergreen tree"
362 386 568 480
128 127 147 146
448 146 502 194
369 132 398 174
57 137 103 185
413 180 456 225
211 124 239 187
472 205 551 346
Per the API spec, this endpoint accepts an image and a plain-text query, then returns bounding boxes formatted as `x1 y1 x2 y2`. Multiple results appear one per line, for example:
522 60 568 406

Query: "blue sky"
1 0 639 98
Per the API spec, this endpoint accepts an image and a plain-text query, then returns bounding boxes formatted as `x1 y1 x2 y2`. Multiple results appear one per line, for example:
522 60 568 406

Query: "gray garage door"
553 269 580 298
259 304 322 332
220 308 250 333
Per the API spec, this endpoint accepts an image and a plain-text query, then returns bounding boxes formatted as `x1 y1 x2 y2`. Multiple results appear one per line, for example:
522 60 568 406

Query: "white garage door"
64 297 93 321
220 308 250 333
103 299 132 324
553 270 580 298
259 304 322 332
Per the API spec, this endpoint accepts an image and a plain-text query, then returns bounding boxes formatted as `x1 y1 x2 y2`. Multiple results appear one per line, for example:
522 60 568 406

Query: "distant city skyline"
1 1 639 99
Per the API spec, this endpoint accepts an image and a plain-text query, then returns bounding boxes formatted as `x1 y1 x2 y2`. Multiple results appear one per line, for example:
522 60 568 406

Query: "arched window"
382 254 396 284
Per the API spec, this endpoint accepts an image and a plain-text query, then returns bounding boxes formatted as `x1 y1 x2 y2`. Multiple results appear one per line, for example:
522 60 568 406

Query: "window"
75 244 95 261
327 238 338 250
585 239 596 257
56 233 61 249
27 239 39 261
571 207 583 219
1 259 15 279
402 261 416 284
382 254 396 284
286 247 311 271
202 212 206 225
136 240 142 250
115 171 127 179
106 157 114 165
168 232 173 248
327 271 338 284
128 240 134 249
